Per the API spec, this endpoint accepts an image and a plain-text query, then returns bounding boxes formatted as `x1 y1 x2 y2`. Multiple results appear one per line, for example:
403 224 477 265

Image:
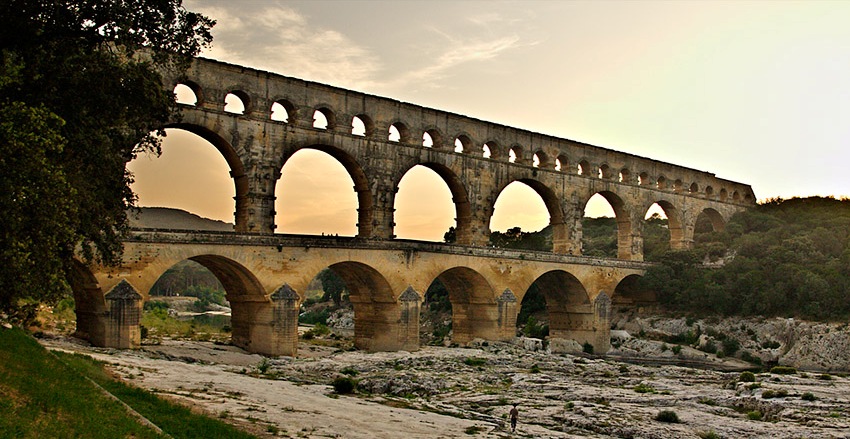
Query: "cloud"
186 1 382 88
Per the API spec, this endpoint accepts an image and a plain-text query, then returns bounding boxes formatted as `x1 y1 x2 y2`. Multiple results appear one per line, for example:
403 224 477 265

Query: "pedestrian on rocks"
509 404 519 432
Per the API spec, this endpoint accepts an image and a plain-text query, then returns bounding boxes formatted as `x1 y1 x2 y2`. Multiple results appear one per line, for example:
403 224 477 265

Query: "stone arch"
583 191 633 259
389 120 410 143
523 270 590 341
491 178 569 253
719 188 728 201
423 127 444 149
556 154 569 172
656 175 667 190
394 162 473 245
68 260 108 344
532 150 549 168
509 144 523 163
224 89 251 115
271 99 296 123
644 199 685 250
312 106 336 130
454 133 473 154
173 81 202 106
279 144 372 237
184 255 266 351
578 159 591 176
689 182 699 194
164 123 250 232
326 261 405 351
352 114 375 137
695 207 726 233
638 172 649 185
483 140 503 159
599 163 614 179
433 267 498 344
619 168 631 184
612 274 656 307
705 186 714 198
673 179 684 192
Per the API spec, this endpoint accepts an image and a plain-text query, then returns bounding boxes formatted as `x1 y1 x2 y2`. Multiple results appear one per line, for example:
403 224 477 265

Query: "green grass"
0 327 257 439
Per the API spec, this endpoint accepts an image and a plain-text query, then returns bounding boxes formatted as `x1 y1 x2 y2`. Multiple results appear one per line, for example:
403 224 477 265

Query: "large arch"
643 199 686 250
278 144 373 238
326 261 413 351
68 260 108 345
583 191 632 259
490 178 569 253
523 270 590 340
164 123 249 230
612 274 655 307
433 267 497 344
393 162 473 244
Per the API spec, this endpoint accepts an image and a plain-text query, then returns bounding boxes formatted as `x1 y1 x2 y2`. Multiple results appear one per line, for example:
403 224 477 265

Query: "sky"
128 0 850 240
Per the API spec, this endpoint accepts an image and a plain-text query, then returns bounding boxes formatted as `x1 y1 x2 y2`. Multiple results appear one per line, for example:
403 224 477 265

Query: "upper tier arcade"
160 57 755 261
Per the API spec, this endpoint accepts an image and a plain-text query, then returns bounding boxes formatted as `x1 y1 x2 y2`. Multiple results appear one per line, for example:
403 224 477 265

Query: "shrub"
672 345 682 355
747 410 763 421
463 357 487 367
299 308 330 325
722 338 740 356
340 367 358 376
582 342 594 354
530 364 541 374
761 340 781 349
738 371 756 382
698 431 721 439
801 392 817 401
634 383 656 394
701 341 717 354
654 410 679 423
770 366 797 375
522 316 549 339
332 376 357 394
740 350 762 365
818 373 833 381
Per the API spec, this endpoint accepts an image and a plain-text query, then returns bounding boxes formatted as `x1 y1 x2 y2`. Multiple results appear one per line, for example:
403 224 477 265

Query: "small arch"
422 132 434 148
271 100 295 123
672 179 683 192
719 188 728 201
313 107 335 130
645 200 684 253
482 143 492 158
555 154 568 172
173 83 199 106
455 134 472 154
533 151 548 169
423 128 443 148
656 176 667 190
224 90 251 115
390 122 410 143
732 191 741 201
705 186 714 198
619 168 631 183
689 182 699 194
598 164 613 179
638 172 649 186
483 141 501 159
509 145 523 164
578 160 590 176
352 114 374 137
582 191 632 260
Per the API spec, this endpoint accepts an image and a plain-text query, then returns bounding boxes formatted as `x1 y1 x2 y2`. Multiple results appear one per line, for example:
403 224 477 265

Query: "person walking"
509 404 519 433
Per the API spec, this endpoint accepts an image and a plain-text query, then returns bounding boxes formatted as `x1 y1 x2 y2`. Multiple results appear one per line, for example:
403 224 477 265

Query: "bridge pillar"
496 289 518 341
549 293 611 354
101 280 143 349
231 285 300 357
352 287 420 352
398 287 421 350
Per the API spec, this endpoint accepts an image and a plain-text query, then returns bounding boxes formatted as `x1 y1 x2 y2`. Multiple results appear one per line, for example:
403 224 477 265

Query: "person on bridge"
509 404 519 432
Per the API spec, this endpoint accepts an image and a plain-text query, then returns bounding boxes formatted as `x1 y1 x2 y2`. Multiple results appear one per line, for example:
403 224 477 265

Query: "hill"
128 207 233 232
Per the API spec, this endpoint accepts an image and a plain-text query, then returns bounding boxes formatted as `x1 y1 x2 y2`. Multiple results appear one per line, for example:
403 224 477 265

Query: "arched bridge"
74 57 755 356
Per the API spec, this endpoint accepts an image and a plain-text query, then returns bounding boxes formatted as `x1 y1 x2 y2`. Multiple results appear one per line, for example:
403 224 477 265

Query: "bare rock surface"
40 334 850 439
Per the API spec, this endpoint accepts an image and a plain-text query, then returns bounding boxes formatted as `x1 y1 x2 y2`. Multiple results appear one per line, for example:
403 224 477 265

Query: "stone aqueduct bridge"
74 57 755 357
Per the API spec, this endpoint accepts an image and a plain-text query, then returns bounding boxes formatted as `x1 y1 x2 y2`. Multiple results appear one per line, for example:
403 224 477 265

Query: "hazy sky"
129 0 850 240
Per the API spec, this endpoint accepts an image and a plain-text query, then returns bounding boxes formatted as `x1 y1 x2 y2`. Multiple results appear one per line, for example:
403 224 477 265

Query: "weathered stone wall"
161 58 755 261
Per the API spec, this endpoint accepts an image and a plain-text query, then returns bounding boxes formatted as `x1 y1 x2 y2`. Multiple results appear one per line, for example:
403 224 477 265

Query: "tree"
0 1 214 320
318 269 348 306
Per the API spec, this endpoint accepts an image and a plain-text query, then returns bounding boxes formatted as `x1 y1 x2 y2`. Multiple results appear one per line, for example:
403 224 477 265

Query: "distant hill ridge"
128 207 233 232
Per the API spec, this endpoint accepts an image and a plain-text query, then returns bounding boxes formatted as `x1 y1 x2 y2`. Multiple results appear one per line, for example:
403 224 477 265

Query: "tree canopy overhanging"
0 0 214 319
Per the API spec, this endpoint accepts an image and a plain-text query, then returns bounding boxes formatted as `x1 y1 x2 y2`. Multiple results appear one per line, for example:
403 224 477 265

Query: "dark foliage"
0 0 214 319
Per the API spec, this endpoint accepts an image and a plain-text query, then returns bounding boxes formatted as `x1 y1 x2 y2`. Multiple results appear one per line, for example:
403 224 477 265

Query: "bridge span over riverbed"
71 57 754 356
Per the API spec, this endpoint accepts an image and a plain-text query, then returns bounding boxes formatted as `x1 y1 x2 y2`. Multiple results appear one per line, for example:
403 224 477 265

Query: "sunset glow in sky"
128 0 850 240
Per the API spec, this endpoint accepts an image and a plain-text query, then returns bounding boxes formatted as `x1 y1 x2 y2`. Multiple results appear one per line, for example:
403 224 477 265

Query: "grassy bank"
0 327 256 439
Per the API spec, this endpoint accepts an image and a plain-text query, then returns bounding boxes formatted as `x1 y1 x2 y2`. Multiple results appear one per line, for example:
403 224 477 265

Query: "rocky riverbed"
41 327 850 439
